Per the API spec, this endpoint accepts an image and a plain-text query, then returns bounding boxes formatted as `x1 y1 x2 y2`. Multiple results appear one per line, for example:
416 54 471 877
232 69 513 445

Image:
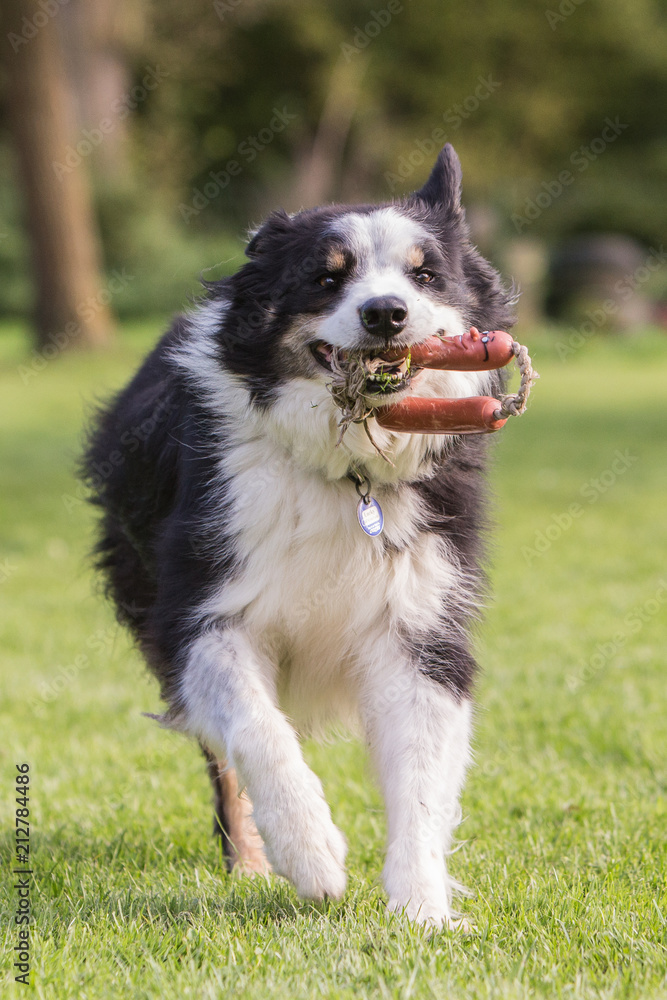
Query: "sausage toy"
376 327 528 435
376 394 508 435
384 327 515 371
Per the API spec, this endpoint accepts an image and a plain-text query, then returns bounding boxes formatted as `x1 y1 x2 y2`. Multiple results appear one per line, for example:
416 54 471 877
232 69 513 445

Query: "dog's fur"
83 144 515 928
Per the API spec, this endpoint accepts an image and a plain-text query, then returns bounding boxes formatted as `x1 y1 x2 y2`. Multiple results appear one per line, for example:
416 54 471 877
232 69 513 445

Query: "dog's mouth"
311 341 413 395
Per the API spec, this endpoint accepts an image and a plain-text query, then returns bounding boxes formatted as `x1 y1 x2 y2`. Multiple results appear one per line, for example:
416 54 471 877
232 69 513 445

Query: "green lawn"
1 322 666 999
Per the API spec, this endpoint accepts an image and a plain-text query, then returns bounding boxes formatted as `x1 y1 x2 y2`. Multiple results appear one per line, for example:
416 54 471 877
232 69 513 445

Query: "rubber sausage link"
411 328 515 371
376 395 507 435
382 328 515 371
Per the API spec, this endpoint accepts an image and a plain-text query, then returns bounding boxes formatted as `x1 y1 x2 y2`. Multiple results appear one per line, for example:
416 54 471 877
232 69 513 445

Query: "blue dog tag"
357 497 384 536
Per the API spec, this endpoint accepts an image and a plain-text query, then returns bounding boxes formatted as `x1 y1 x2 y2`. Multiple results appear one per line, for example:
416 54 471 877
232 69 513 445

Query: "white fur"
359 649 472 928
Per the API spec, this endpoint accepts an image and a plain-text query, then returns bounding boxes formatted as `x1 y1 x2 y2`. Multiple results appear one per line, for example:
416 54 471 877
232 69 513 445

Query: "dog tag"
357 496 383 536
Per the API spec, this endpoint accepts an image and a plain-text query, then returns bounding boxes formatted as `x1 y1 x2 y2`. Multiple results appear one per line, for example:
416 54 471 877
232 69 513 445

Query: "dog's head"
198 145 515 477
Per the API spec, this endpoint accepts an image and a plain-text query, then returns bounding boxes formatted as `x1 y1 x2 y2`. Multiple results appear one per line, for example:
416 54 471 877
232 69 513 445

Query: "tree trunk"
3 0 114 350
60 0 139 181
291 57 366 209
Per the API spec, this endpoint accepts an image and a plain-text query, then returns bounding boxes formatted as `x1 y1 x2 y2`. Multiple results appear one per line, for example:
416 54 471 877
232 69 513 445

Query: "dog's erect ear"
245 209 294 258
412 143 462 212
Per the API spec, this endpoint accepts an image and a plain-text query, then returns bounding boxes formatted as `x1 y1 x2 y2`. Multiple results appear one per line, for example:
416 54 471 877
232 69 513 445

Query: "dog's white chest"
204 437 459 726
219 447 388 636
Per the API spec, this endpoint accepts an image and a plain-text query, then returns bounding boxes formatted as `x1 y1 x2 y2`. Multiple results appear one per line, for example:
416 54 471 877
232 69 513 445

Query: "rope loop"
494 340 539 421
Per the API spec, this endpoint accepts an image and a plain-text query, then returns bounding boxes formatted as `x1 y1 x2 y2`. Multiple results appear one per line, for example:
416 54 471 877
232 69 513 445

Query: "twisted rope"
327 347 375 443
494 340 539 420
326 348 396 462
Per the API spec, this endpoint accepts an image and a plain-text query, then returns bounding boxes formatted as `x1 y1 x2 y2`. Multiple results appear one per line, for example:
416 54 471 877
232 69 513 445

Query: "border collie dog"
84 144 514 929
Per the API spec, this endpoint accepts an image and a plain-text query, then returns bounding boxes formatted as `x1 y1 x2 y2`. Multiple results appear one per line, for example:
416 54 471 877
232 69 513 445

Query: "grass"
1 321 666 999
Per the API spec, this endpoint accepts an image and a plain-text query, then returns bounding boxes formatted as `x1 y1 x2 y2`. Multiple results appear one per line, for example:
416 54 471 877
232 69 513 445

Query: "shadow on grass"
0 825 372 931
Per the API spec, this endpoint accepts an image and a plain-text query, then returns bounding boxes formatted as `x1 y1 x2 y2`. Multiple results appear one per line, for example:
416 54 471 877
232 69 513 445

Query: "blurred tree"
59 0 144 181
0 0 665 327
136 0 666 245
2 0 113 349
293 55 367 208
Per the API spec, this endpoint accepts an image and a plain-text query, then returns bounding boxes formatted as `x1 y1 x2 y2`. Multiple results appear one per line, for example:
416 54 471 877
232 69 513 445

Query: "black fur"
82 317 236 707
407 437 491 696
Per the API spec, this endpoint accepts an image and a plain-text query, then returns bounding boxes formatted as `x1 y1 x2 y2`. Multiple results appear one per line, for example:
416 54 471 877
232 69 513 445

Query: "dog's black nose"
359 296 408 337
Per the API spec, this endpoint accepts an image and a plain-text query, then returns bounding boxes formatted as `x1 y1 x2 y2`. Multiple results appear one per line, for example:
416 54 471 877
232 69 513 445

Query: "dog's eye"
413 269 436 284
316 273 340 289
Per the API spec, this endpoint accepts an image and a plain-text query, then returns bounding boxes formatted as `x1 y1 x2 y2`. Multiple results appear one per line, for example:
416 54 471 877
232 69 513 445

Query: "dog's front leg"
180 628 347 901
362 656 472 929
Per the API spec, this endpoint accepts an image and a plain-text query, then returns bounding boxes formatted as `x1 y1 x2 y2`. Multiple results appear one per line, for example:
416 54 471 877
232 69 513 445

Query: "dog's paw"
253 776 347 901
383 850 469 931
282 818 348 902
387 896 472 932
231 849 271 878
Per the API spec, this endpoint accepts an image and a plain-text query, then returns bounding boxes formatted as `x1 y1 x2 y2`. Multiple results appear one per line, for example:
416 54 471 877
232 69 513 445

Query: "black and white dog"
84 144 515 929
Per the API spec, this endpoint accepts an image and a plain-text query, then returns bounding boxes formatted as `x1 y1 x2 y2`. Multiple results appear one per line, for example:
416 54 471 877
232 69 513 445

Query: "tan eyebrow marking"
406 245 425 268
325 247 347 272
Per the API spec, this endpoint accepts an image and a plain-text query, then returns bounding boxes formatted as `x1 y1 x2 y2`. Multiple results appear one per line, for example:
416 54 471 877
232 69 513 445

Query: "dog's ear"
412 143 462 212
245 209 294 258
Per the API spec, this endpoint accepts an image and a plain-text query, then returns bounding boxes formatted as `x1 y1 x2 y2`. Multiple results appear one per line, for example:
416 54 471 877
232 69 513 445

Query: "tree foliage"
0 0 664 322
134 0 666 244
